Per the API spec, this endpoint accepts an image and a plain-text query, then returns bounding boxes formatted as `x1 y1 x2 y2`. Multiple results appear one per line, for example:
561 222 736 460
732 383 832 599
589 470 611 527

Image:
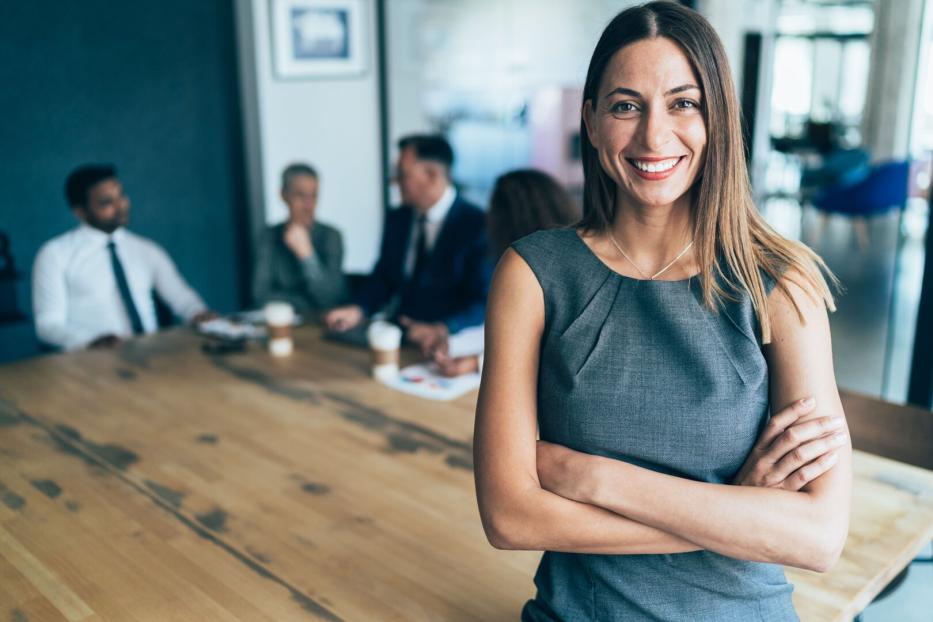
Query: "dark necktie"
412 215 428 281
108 240 145 335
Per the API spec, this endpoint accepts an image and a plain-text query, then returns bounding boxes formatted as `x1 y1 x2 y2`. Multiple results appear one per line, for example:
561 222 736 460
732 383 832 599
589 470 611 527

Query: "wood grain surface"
0 327 930 621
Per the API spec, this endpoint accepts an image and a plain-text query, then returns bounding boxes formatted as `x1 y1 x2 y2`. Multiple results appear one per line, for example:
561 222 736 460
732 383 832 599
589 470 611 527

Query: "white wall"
236 0 384 273
384 0 645 140
383 0 645 205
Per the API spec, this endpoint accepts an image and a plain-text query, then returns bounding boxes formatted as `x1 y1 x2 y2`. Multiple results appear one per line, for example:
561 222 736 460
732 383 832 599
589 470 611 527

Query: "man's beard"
88 212 127 234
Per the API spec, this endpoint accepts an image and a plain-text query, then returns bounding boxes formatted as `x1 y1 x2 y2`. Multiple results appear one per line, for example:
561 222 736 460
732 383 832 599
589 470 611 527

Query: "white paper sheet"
380 363 481 401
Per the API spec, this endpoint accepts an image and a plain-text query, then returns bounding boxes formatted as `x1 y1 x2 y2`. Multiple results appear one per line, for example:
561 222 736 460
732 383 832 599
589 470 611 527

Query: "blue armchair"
810 160 910 249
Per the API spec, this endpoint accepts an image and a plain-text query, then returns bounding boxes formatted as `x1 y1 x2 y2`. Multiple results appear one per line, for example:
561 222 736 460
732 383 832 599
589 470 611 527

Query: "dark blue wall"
0 1 249 363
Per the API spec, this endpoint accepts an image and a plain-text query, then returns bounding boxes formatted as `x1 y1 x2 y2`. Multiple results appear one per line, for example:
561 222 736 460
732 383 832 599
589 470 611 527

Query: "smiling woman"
585 40 707 217
473 2 852 621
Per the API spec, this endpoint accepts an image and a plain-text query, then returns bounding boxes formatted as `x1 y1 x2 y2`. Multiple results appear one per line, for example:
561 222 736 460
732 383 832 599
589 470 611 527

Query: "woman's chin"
622 192 691 210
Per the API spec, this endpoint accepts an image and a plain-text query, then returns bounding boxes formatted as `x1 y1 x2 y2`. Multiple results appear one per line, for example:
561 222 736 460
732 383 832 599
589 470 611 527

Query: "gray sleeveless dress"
512 229 797 622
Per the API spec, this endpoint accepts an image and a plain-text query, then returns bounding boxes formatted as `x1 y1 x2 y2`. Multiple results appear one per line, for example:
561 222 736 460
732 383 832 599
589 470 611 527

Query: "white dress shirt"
403 185 456 277
32 224 206 350
447 323 485 372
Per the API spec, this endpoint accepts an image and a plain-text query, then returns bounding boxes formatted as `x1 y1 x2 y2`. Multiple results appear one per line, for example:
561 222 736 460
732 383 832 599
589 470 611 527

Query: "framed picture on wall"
271 0 367 78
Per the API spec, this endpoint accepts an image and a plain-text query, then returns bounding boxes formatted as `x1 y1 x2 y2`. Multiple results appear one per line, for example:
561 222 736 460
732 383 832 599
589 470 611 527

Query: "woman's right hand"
733 398 848 491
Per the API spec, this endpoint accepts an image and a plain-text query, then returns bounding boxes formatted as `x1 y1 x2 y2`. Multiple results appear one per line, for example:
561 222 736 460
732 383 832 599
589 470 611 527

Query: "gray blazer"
252 221 348 315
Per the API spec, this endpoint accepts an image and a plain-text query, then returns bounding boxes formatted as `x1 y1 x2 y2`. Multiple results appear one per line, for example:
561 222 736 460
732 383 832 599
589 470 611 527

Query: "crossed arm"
473 250 852 571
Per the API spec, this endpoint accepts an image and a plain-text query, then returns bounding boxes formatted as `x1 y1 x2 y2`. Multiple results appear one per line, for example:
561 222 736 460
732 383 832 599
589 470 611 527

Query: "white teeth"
632 158 680 173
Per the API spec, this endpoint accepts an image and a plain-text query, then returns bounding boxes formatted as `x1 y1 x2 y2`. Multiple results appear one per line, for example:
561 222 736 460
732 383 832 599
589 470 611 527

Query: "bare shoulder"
767 265 829 341
483 250 545 352
489 248 543 313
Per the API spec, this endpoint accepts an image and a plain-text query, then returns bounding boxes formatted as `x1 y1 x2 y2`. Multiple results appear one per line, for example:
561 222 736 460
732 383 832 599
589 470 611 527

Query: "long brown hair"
579 1 836 343
487 169 580 257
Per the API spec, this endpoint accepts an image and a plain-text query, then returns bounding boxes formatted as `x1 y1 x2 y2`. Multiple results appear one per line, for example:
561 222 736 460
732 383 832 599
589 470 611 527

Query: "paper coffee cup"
367 321 402 381
264 301 295 357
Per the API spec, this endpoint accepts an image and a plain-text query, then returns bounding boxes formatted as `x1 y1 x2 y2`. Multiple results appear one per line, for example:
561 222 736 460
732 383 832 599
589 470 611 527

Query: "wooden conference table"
0 327 931 621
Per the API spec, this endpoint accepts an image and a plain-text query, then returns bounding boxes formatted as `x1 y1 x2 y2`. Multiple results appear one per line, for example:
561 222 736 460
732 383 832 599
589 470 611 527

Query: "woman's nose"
640 107 673 152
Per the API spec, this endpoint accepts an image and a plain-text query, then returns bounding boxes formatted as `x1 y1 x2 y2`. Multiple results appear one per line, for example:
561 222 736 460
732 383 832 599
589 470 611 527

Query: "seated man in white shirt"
32 163 215 350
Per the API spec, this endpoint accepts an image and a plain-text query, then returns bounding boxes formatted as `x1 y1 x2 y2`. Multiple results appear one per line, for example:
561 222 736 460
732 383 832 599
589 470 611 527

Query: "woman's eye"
674 99 700 110
609 101 638 114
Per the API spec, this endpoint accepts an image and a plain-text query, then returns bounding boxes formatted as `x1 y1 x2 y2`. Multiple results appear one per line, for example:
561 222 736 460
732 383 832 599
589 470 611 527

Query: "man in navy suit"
324 135 491 354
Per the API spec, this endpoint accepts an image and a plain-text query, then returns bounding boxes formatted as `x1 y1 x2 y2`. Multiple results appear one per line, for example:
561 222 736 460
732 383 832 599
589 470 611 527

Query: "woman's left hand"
536 440 600 503
732 397 846 491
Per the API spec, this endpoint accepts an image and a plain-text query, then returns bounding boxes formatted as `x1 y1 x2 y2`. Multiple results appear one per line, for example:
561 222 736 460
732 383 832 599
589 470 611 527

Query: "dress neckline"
569 229 701 284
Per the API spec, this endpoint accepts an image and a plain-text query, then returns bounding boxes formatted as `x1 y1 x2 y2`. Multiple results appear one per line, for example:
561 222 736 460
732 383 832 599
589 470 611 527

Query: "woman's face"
584 37 707 213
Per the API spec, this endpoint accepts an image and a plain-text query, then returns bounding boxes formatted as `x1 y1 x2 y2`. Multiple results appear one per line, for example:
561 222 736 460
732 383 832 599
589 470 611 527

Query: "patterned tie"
412 215 428 281
107 240 145 335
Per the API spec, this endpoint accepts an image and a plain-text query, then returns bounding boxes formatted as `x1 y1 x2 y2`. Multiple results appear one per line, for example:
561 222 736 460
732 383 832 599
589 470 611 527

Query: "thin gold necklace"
607 233 694 281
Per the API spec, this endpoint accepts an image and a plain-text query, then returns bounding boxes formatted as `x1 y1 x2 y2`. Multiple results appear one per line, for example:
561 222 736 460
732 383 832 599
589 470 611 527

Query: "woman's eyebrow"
603 84 701 99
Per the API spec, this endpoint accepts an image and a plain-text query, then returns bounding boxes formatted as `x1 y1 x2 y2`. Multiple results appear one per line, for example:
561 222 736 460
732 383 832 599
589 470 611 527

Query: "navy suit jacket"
354 196 491 333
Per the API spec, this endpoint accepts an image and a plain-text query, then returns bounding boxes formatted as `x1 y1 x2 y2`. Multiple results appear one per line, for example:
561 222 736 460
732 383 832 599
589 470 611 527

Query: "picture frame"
271 0 367 79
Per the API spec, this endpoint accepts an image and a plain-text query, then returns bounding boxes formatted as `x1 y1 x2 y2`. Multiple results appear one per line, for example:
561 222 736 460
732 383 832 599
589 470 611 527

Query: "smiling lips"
626 156 685 180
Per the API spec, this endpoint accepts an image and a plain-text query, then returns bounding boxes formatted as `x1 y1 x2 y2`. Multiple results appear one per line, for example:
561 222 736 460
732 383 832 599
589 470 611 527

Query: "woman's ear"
582 99 599 148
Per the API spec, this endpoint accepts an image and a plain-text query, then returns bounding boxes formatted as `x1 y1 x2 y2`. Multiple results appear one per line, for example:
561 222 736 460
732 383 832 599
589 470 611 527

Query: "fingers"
765 415 845 459
421 334 445 358
428 340 449 360
454 355 480 376
192 310 218 326
757 397 816 450
325 306 363 332
767 431 848 486
737 404 847 489
89 335 121 349
781 451 840 492
435 360 459 377
325 308 350 331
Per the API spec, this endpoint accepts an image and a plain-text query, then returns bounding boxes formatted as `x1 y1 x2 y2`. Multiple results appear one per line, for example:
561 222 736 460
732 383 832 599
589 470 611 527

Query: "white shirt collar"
78 222 126 245
423 185 456 224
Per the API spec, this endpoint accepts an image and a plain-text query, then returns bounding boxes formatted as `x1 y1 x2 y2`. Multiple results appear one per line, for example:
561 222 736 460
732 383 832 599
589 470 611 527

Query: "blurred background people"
432 168 580 376
253 163 348 317
4 0 933 413
324 134 492 354
32 164 214 350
